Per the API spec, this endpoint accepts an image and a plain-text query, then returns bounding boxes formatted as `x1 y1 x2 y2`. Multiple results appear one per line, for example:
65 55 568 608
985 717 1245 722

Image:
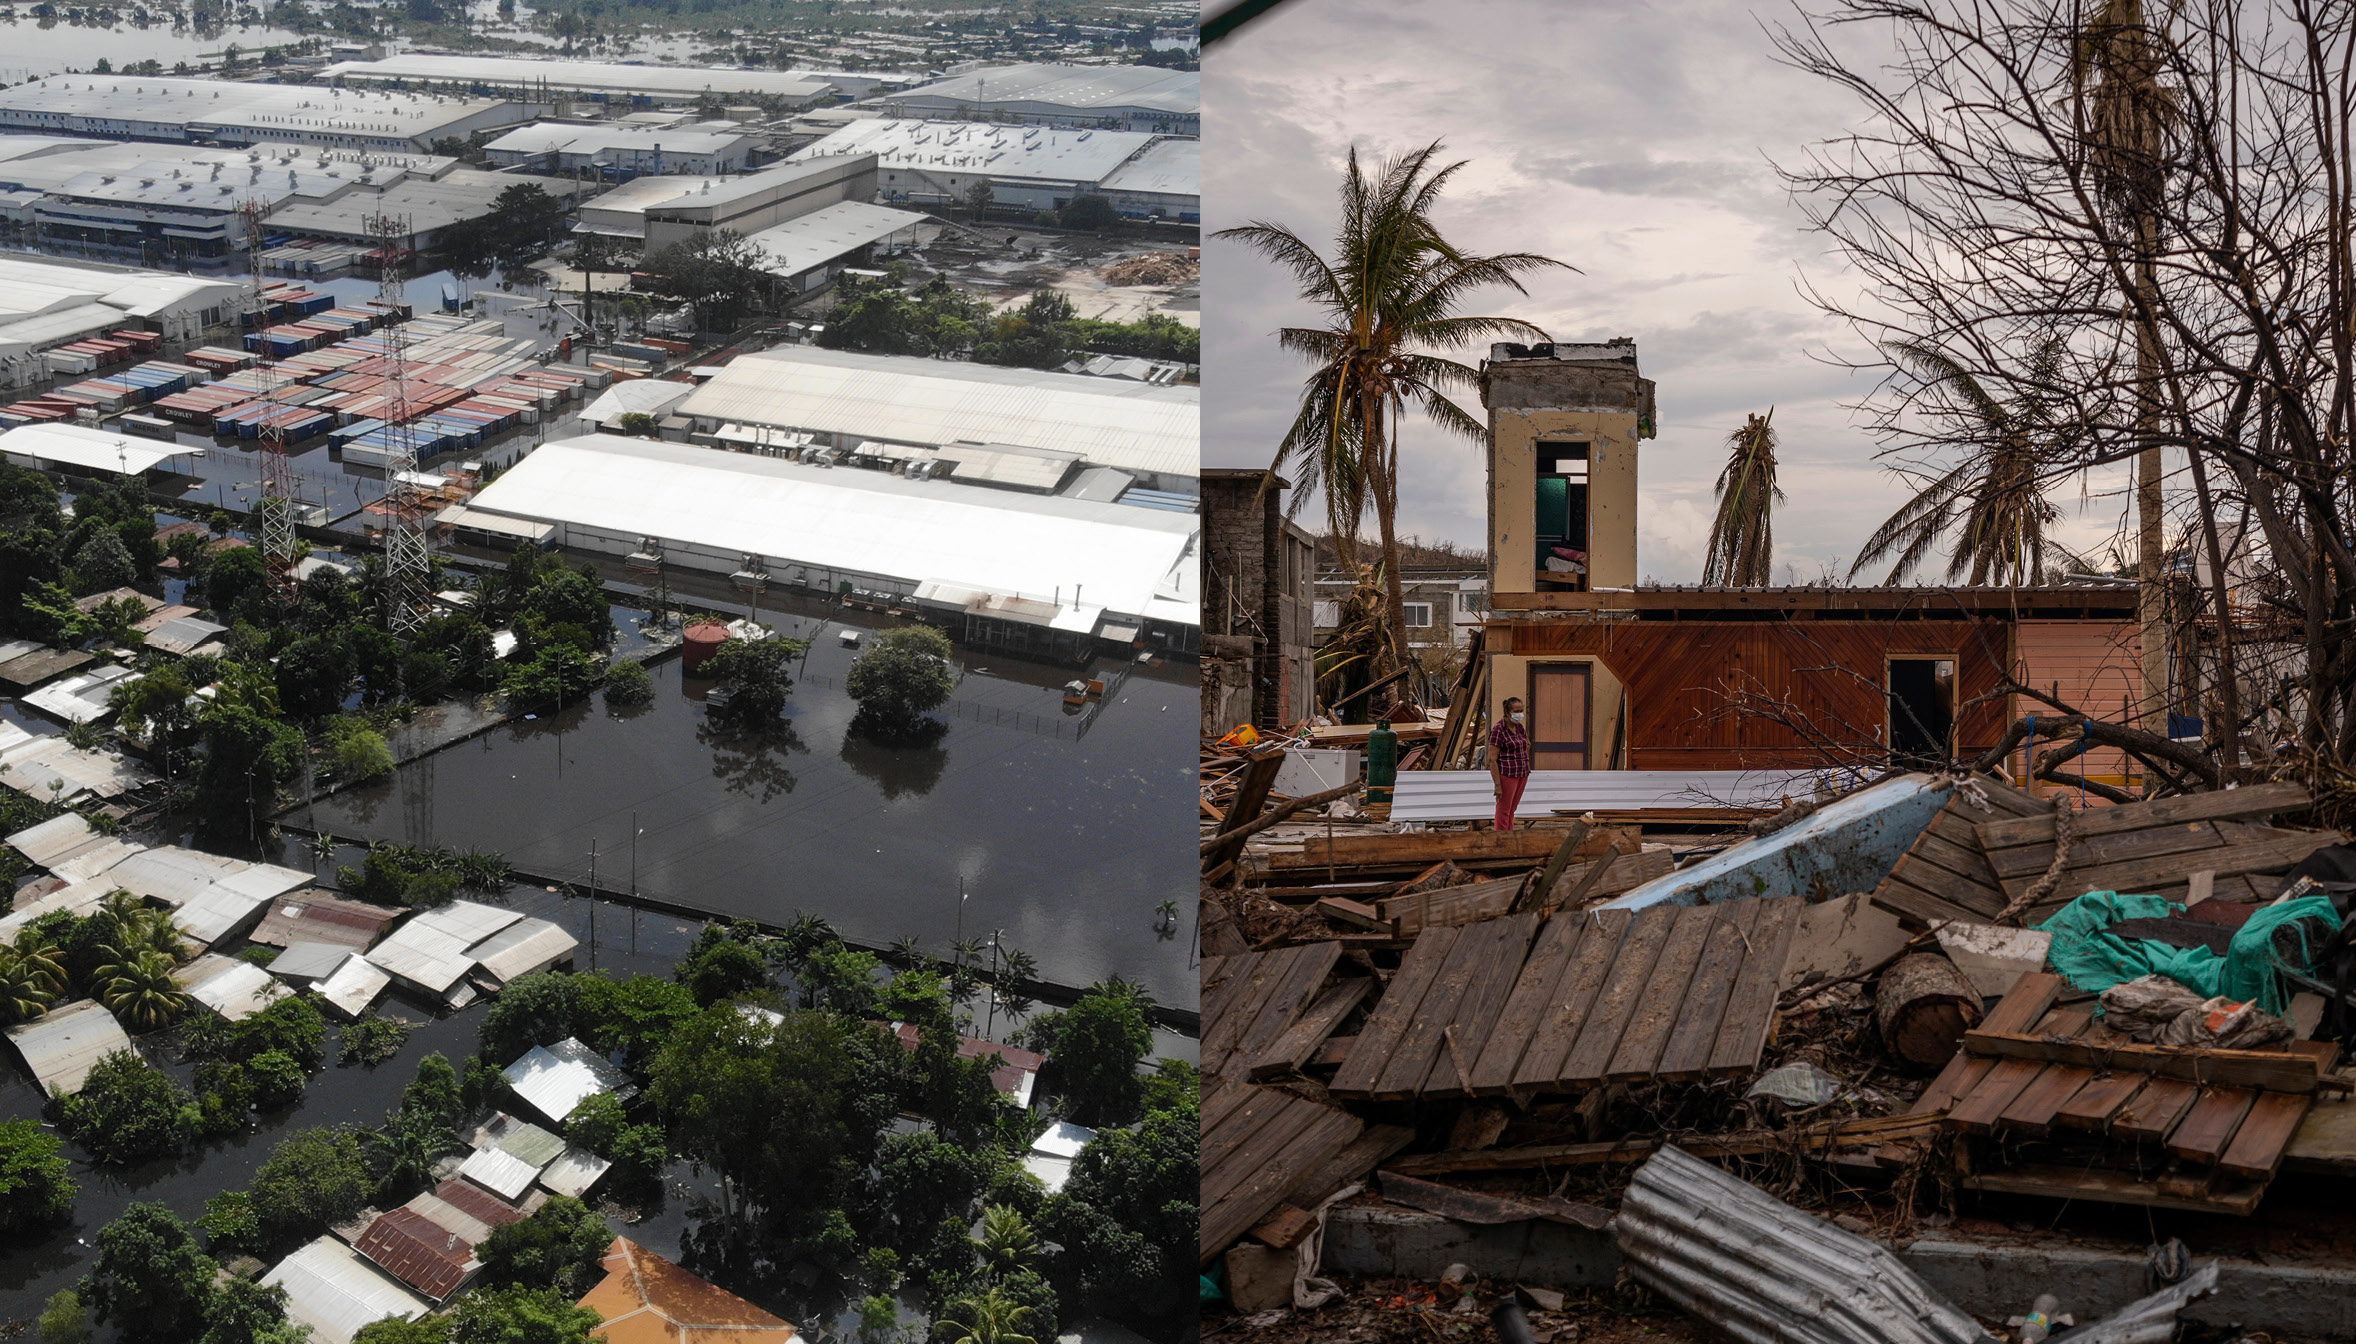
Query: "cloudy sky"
1201 0 2137 583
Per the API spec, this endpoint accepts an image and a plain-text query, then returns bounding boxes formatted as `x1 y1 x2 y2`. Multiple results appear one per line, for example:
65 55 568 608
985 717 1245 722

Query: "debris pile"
1101 251 1199 285
1201 753 2356 1337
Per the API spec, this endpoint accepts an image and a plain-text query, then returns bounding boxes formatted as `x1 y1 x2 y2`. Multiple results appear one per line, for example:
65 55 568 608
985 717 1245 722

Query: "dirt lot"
901 223 1201 326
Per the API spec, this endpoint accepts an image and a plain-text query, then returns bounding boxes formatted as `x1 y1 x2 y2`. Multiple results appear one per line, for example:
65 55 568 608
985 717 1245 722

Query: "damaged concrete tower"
1479 339 1656 769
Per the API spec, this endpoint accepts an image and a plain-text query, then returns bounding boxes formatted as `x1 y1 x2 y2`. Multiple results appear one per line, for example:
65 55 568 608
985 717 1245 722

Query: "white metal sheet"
316 955 391 1019
261 1236 432 1344
457 1145 541 1202
535 1146 611 1200
1388 769 1858 823
5 812 97 867
5 998 132 1098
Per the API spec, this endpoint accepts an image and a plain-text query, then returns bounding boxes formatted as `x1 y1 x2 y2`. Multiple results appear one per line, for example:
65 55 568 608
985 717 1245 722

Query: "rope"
1997 795 2075 925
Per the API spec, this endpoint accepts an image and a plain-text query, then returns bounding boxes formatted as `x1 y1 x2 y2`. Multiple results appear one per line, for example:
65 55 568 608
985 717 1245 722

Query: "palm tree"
888 934 925 966
936 1287 1036 1344
1852 341 2071 586
1215 141 1571 679
1702 411 1783 586
972 1205 1039 1278
0 946 56 1025
10 928 67 997
2077 0 2175 728
95 947 187 1031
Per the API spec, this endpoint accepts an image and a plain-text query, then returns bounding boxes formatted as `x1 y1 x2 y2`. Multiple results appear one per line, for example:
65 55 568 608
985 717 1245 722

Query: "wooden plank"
1964 1163 2265 1215
2002 830 2345 905
1467 907 1591 1094
1883 850 2005 917
1953 1009 2087 1135
1247 1204 1317 1249
1960 1030 2325 1093
1606 903 1720 1082
1328 926 1459 1096
1275 826 1626 871
1202 1099 1360 1264
2223 1091 2318 1180
2186 870 2216 907
1386 1114 1945 1176
2053 1069 2149 1132
1994 1010 2095 1134
1419 914 1544 1097
1870 879 1986 930
1200 1079 1311 1179
1985 820 2224 880
1554 904 1680 1086
1371 921 1514 1100
1911 826 2006 891
1376 875 1524 936
1312 897 1392 932
1229 944 1342 1077
2165 1087 2259 1164
1203 948 1293 1076
1705 897 1804 1075
1980 973 2066 1035
1247 977 1374 1081
1876 1054 1993 1165
2111 1076 2200 1141
1974 782 2311 850
1655 900 1764 1081
1509 908 1632 1092
1279 1123 1415 1208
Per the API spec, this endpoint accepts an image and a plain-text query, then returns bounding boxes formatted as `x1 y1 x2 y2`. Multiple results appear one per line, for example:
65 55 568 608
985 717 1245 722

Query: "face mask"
1509 711 1525 724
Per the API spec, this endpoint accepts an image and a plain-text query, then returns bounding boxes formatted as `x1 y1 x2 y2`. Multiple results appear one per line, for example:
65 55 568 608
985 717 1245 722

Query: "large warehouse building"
0 76 533 152
575 154 880 247
0 257 244 390
871 62 1198 135
676 347 1199 494
451 434 1199 658
788 119 1196 220
482 119 758 177
321 53 916 105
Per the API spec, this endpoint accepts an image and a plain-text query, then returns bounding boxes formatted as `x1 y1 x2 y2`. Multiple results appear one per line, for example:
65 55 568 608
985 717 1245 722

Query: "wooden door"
1530 663 1591 770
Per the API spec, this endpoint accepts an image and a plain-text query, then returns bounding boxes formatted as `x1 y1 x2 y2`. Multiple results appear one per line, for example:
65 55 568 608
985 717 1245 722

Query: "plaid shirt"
1488 718 1532 778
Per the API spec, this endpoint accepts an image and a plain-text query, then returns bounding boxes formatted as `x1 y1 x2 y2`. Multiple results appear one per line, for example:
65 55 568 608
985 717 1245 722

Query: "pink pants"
1495 773 1528 831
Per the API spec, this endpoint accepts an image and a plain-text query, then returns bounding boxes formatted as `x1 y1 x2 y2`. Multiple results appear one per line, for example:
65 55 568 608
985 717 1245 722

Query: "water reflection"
698 718 804 804
838 716 950 800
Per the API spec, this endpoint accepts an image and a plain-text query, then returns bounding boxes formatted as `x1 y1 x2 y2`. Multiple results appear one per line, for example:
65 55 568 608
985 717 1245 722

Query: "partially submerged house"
1470 340 2143 790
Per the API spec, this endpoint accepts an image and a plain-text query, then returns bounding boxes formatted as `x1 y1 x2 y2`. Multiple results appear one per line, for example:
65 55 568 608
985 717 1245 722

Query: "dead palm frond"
1704 410 1784 587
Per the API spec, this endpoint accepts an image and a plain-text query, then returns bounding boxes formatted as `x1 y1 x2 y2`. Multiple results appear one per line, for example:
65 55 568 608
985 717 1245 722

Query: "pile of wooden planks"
1327 897 1801 1102
1202 942 1375 1083
1870 780 2337 930
1898 972 2343 1213
1200 1074 1413 1269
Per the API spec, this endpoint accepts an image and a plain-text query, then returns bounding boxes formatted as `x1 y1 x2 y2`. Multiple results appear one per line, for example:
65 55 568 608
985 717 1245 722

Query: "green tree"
965 178 995 221
354 1320 450 1344
504 644 601 714
203 544 268 615
475 1195 612 1296
845 625 955 732
563 1091 626 1155
1037 1093 1195 1330
441 216 498 284
0 939 60 1025
573 973 698 1073
1046 982 1153 1127
92 945 186 1031
603 658 652 707
974 1204 1039 1279
37 1288 90 1344
326 719 396 783
817 273 993 357
68 526 136 596
245 1049 306 1110
447 1285 603 1344
705 636 800 725
638 229 772 332
936 1286 1038 1344
1214 141 1569 678
488 183 567 278
197 1275 300 1344
974 288 1076 369
521 570 614 648
240 1125 373 1255
82 1203 217 1344
0 1118 76 1234
60 1050 193 1165
275 634 356 721
676 923 768 1007
192 701 305 837
873 1131 990 1258
1058 194 1119 232
478 971 581 1064
1701 410 1782 586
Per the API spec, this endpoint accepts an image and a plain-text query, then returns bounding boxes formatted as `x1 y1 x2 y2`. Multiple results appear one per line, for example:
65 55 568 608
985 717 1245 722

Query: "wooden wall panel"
2013 620 2141 795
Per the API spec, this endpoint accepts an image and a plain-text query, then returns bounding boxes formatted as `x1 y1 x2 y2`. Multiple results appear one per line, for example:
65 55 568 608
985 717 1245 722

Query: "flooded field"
308 602 1200 1010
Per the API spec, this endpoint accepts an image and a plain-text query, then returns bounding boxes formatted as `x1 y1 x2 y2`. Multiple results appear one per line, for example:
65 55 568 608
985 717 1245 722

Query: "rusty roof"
579 1237 798 1344
355 1207 475 1301
434 1177 527 1230
892 1023 1044 1096
251 889 406 950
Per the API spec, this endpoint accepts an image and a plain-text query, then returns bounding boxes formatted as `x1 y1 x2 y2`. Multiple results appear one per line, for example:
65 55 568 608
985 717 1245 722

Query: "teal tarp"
2034 890 2340 1015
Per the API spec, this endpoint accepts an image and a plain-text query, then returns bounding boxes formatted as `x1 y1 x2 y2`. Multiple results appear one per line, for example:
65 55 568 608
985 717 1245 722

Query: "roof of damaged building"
576 1236 799 1344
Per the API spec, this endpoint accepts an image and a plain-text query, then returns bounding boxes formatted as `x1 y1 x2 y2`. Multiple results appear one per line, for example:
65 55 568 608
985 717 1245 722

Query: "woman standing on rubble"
1489 697 1532 831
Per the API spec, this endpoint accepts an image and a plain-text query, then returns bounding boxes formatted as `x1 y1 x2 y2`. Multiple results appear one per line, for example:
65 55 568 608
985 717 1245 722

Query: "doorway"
1529 663 1591 770
1887 657 1957 766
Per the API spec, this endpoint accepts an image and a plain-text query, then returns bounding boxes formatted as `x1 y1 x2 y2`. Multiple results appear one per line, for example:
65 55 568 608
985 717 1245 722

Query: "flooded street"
308 611 1201 1011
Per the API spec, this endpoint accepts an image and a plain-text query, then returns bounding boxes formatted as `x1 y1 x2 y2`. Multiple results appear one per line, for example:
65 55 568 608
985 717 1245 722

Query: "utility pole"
586 838 598 971
629 811 639 954
985 929 1004 1038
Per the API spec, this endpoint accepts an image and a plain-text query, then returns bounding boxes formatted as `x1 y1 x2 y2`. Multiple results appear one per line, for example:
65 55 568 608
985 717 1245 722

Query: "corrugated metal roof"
355 1207 475 1301
464 917 578 987
47 834 142 883
0 730 158 801
432 1177 528 1230
889 61 1199 115
1601 774 1949 911
504 1037 637 1125
536 1145 611 1200
1387 768 1861 823
1029 1120 1094 1160
105 846 244 906
252 891 404 950
0 875 115 938
4 998 132 1098
677 346 1196 482
171 886 275 948
316 954 391 1019
457 1145 541 1202
1021 1152 1073 1194
402 1190 500 1246
5 811 98 866
261 1235 433 1344
269 941 352 981
174 954 289 1021
0 422 190 474
369 900 522 993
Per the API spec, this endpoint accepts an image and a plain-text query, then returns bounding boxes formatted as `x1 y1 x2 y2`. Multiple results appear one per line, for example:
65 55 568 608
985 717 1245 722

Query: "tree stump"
1875 952 1984 1072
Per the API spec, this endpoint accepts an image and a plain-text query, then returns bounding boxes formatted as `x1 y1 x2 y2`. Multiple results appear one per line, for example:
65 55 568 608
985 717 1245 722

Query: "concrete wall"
1203 469 1315 727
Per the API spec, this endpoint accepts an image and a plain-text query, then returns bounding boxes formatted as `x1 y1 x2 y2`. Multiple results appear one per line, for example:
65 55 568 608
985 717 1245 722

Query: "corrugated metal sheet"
217 862 314 902
1615 1145 1997 1344
261 1235 432 1344
370 900 523 994
4 998 132 1098
4 811 98 866
171 887 274 948
464 917 578 987
503 1037 636 1125
476 1111 569 1168
1604 774 1948 910
252 891 404 950
458 1145 542 1201
535 1145 611 1200
48 835 142 883
433 1177 527 1229
316 954 391 1019
269 941 352 982
1390 768 1856 823
109 847 245 907
355 1207 474 1301
0 876 114 938
174 954 289 1021
401 1191 499 1246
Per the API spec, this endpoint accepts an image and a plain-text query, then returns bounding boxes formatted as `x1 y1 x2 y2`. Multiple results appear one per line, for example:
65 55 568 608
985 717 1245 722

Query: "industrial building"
1097 135 1200 221
574 153 879 247
789 118 1196 219
481 119 758 177
0 138 579 270
676 346 1198 493
738 200 931 291
0 75 533 152
0 260 245 391
872 61 1199 134
451 434 1200 656
320 52 915 105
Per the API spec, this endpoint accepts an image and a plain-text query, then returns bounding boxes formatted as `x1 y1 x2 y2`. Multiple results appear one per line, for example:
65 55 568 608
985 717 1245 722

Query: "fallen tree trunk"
1875 952 1983 1073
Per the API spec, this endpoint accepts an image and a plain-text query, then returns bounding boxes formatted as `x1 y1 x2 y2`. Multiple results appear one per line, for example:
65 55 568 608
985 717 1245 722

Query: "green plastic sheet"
2034 890 2340 1015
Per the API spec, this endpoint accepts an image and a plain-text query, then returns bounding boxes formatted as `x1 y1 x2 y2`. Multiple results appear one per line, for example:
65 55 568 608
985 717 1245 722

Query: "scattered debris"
1101 251 1199 285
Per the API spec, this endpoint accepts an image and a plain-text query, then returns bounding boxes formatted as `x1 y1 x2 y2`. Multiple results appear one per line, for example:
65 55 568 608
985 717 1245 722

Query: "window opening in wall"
1887 657 1956 766
1402 602 1433 627
1535 438 1589 592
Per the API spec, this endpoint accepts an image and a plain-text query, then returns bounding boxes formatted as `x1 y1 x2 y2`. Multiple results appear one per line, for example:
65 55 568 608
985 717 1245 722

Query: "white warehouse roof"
739 201 930 278
791 117 1157 186
323 53 844 102
484 119 754 159
263 1236 433 1344
464 435 1198 627
0 422 199 476
678 346 1196 482
884 62 1199 116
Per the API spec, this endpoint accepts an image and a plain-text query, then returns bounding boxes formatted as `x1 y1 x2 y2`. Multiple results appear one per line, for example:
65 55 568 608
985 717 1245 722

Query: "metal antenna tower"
368 211 429 636
241 200 299 573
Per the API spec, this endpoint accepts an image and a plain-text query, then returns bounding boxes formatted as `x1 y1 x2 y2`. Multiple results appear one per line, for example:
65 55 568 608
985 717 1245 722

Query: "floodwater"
310 604 1201 1009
